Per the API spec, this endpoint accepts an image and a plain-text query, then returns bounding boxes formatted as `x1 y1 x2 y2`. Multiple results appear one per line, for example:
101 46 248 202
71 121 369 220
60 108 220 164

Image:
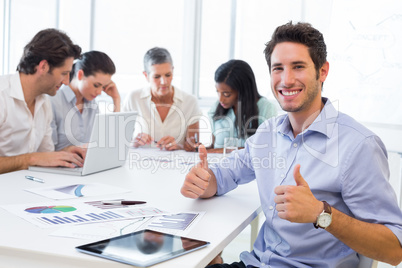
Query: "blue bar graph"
54 216 74 223
27 204 165 228
105 211 124 218
87 213 104 220
41 217 64 225
38 211 126 226
73 215 89 222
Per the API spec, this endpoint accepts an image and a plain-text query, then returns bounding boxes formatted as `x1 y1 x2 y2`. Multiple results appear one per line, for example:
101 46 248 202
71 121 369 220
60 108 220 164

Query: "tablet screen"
76 229 209 267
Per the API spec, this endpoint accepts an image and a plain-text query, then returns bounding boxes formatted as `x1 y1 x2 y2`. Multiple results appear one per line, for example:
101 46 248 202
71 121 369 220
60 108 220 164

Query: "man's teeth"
282 90 299 96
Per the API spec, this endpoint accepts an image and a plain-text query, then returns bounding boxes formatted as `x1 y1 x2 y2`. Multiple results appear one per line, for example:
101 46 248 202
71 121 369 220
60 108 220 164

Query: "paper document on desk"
1 200 170 228
50 217 153 240
25 183 130 199
50 211 205 240
144 211 205 235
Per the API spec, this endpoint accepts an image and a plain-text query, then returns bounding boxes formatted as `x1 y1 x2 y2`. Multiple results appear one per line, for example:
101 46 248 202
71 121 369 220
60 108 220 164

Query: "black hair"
70 51 116 82
214 59 261 139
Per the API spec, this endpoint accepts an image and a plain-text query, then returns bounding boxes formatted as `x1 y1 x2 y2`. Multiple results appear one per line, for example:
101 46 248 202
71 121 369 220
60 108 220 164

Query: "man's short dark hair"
264 21 327 78
17 28 81 74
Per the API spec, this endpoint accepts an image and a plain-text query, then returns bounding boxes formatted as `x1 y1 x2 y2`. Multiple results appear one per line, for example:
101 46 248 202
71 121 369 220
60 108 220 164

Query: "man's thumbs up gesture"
274 164 323 223
181 145 217 199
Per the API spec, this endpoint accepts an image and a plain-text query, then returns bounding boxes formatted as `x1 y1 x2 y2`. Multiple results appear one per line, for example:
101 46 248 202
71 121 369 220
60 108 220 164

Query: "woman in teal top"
207 59 277 152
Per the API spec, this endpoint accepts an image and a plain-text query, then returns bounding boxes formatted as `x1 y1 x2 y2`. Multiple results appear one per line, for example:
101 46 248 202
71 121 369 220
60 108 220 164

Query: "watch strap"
314 201 332 229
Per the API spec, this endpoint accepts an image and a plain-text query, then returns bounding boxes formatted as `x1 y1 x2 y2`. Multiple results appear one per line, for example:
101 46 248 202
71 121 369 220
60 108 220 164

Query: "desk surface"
0 149 261 268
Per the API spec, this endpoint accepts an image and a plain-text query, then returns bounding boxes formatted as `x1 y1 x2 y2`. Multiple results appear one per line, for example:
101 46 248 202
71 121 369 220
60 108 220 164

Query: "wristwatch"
314 201 332 229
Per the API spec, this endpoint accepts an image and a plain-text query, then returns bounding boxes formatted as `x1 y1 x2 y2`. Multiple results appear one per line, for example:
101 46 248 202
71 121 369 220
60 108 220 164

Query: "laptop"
29 112 137 176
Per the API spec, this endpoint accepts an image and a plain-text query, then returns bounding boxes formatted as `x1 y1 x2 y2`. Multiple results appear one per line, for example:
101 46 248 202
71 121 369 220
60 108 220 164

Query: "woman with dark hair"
207 59 277 152
50 51 120 150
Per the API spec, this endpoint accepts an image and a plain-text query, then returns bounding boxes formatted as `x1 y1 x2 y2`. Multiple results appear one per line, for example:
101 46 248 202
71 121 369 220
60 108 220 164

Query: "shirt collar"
172 87 184 103
10 72 46 107
9 73 25 101
277 97 339 139
306 98 339 138
61 85 77 103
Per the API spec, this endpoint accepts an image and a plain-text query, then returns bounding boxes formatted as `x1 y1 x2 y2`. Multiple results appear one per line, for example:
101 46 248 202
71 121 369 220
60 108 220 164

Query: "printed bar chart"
39 211 124 225
148 213 198 230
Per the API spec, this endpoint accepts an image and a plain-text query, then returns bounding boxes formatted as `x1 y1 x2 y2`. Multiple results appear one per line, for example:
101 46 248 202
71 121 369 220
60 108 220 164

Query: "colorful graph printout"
25 206 77 214
54 185 85 197
1 201 169 229
25 183 130 200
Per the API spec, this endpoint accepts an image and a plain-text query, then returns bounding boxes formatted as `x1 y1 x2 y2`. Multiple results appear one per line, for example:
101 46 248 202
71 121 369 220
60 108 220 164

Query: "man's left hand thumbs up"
274 164 323 223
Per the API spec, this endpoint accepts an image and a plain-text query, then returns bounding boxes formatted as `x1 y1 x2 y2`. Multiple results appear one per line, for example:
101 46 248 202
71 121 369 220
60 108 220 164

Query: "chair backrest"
357 253 378 268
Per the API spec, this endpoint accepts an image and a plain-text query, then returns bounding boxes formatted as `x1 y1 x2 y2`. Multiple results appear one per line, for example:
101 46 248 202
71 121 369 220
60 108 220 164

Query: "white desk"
0 149 261 268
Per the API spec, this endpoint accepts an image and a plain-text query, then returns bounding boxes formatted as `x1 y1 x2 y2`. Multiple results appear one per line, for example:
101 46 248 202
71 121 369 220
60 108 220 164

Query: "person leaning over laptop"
50 51 120 151
0 28 85 174
181 22 402 267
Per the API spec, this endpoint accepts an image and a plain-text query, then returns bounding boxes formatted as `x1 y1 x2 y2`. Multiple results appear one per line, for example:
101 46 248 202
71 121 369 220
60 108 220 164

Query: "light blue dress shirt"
210 98 402 267
50 85 98 150
208 97 277 148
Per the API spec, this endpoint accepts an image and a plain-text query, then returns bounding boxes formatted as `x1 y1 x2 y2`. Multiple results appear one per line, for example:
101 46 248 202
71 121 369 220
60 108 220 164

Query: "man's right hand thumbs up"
181 145 217 199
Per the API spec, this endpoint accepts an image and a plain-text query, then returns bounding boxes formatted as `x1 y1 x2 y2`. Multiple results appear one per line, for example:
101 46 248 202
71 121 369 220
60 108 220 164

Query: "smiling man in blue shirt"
181 22 402 267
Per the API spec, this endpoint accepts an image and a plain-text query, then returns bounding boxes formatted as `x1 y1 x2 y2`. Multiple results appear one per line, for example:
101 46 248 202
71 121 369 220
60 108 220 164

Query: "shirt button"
280 174 285 178
269 206 274 210
261 263 266 266
293 143 298 148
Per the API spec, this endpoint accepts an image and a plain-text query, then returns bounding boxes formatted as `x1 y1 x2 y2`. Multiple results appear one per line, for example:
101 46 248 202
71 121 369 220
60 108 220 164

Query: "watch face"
318 213 332 228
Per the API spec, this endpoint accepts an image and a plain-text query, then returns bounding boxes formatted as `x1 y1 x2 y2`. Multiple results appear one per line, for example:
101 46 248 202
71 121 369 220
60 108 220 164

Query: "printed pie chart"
24 206 77 214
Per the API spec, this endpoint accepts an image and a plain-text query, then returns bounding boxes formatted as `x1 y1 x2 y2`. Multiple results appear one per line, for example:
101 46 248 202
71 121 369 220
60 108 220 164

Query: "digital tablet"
76 229 210 267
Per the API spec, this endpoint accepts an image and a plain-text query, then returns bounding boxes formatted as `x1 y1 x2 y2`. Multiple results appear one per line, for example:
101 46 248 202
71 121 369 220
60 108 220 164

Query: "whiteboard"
325 0 402 127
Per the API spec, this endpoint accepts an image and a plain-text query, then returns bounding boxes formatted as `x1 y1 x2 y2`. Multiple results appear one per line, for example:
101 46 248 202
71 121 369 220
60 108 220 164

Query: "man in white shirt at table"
0 28 85 174
181 22 402 267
